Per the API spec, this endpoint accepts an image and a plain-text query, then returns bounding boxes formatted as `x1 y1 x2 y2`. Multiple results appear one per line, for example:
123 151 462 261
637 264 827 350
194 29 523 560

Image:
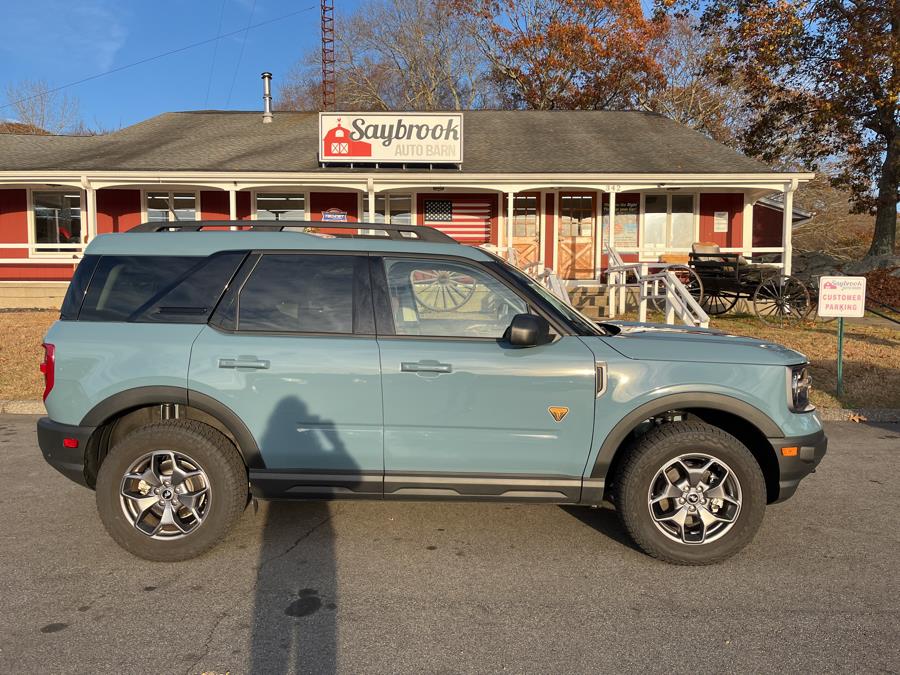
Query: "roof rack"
128 220 457 244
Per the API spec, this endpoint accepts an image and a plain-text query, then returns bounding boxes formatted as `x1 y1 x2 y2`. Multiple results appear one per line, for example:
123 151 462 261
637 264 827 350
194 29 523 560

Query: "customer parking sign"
817 276 866 318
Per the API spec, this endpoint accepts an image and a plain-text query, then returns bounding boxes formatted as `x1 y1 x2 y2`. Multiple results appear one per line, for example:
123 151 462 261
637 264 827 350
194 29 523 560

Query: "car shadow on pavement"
559 505 643 553
248 395 357 675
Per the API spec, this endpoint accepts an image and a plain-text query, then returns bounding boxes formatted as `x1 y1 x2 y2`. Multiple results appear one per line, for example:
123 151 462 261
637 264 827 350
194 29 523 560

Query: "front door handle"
401 361 452 374
218 357 270 370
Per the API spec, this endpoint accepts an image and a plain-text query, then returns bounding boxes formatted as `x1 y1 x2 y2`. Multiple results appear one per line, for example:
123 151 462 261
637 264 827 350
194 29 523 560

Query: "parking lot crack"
259 508 337 571
183 608 229 675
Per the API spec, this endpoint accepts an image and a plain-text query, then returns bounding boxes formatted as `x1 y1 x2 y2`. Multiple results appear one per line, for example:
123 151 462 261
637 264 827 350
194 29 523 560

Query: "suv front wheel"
615 421 766 565
96 420 248 562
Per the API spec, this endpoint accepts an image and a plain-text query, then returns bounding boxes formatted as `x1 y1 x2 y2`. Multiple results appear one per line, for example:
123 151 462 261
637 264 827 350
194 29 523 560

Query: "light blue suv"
37 222 826 564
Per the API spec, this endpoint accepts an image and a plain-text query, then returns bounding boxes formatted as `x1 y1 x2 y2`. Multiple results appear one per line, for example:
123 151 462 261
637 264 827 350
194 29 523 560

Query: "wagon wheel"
752 274 811 326
410 269 477 311
699 289 738 316
651 265 705 314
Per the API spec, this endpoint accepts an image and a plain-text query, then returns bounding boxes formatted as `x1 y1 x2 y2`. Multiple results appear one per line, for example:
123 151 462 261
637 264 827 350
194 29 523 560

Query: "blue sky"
0 0 363 129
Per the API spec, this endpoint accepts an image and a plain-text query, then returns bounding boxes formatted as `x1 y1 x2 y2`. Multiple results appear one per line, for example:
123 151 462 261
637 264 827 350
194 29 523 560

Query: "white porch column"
228 189 237 220
497 192 505 248
506 191 515 257
607 190 617 253
367 178 375 223
742 193 753 257
594 190 603 273
85 186 97 243
782 182 795 275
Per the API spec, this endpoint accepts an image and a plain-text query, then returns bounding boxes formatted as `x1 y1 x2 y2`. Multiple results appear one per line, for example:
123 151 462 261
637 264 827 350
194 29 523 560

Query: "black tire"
96 420 248 562
615 421 766 565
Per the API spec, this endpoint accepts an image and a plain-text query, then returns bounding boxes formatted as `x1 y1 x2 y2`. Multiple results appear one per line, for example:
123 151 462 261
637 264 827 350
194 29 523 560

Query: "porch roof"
0 110 787 176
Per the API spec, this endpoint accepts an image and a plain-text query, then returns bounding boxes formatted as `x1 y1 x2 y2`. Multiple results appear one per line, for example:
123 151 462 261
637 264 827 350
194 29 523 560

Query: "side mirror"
506 313 551 347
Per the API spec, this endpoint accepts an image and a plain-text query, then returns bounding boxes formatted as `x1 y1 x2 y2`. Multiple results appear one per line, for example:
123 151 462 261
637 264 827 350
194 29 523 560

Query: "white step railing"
605 245 709 328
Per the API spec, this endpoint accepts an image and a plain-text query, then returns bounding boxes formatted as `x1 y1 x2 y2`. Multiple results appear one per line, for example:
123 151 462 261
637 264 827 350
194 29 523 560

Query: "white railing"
605 245 709 328
522 262 572 306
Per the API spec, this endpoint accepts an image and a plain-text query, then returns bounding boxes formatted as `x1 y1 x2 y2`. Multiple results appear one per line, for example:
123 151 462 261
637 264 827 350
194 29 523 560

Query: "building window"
601 198 639 249
559 195 593 237
513 195 539 237
33 191 82 253
642 193 696 252
256 193 305 221
363 193 412 224
146 192 197 222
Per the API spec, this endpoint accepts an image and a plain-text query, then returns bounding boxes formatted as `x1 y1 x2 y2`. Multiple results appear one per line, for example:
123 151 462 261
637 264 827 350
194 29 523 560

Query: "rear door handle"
401 361 452 374
218 357 270 370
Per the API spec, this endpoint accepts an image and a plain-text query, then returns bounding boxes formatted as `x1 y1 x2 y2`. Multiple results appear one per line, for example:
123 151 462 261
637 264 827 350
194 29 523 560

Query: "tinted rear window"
76 254 245 323
60 255 100 320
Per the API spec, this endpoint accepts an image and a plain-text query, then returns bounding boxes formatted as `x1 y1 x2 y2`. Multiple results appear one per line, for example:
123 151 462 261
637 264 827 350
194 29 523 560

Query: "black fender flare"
80 386 265 469
588 392 783 482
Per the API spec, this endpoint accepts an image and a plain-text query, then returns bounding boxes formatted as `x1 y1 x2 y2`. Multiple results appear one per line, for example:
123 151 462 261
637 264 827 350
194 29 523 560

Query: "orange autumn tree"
662 0 899 258
455 0 666 110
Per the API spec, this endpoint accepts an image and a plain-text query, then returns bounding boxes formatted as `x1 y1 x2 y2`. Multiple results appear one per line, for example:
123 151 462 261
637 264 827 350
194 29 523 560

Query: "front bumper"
36 417 95 488
769 429 827 502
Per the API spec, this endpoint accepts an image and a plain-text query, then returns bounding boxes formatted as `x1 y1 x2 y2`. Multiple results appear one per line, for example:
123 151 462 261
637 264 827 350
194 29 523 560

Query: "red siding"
237 191 251 220
200 190 230 220
699 193 743 248
0 189 28 259
753 204 784 248
97 189 141 233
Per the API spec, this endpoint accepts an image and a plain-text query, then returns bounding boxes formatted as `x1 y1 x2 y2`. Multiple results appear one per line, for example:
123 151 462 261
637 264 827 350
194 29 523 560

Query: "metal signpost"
817 276 867 397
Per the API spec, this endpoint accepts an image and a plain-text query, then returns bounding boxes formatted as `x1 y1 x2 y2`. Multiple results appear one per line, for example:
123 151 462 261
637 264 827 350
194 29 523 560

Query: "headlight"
787 364 814 412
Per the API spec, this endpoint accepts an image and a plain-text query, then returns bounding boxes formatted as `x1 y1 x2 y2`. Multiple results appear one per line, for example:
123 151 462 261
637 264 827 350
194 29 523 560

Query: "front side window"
383 257 527 338
147 192 197 222
256 193 305 221
33 191 81 252
238 254 357 333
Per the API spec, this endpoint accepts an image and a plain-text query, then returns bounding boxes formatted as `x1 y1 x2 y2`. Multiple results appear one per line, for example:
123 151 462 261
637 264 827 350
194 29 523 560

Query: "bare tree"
278 0 496 111
637 16 749 145
4 79 81 135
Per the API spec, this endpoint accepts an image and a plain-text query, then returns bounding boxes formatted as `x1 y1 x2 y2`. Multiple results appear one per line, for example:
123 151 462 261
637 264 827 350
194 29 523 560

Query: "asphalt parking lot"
1 415 898 674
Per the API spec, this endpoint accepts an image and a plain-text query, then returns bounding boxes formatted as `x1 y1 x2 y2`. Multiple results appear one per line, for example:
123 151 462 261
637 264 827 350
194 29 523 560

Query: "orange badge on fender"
548 406 569 422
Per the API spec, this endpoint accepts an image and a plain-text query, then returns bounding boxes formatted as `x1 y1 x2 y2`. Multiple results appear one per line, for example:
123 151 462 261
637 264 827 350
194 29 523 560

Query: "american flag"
423 199 491 243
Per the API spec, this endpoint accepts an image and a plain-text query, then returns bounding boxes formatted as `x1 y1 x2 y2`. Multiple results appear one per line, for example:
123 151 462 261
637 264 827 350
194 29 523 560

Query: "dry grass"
0 310 56 400
1 309 898 409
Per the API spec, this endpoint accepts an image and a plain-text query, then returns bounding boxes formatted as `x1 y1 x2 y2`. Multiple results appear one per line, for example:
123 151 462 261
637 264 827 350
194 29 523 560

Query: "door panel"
557 193 596 279
512 193 541 267
379 336 598 479
189 327 383 474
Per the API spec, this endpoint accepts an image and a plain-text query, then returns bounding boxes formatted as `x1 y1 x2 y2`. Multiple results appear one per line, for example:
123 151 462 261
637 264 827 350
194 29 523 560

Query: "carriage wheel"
752 275 811 326
651 265 705 315
700 289 738 316
410 269 477 311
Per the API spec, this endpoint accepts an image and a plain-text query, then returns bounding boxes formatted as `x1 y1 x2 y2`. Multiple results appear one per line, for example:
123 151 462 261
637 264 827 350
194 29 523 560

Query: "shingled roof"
0 110 776 174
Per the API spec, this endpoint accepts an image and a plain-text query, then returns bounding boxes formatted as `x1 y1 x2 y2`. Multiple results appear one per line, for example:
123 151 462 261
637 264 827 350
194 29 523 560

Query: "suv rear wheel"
96 420 247 562
615 421 766 565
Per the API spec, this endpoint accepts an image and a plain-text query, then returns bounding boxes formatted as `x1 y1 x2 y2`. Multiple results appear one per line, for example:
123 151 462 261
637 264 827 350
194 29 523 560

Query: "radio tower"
321 0 336 111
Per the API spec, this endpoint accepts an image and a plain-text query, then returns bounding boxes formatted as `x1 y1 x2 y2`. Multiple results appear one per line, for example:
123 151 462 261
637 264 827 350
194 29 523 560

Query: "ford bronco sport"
37 222 826 564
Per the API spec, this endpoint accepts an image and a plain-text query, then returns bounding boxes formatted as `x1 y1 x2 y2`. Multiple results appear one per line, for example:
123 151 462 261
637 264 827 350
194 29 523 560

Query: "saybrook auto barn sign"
319 112 463 163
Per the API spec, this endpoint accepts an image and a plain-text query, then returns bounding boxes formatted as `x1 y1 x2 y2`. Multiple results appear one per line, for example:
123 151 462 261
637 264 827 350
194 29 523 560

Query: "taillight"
40 343 55 402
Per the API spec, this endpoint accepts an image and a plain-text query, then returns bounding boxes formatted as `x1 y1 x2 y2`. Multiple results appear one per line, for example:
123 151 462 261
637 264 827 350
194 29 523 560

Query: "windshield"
489 259 605 336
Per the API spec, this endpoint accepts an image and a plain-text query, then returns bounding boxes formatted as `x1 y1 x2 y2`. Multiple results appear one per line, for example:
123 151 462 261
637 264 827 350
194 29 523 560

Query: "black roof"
0 110 776 174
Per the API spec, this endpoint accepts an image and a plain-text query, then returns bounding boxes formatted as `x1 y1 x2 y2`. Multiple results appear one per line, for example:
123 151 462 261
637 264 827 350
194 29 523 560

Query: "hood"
596 321 808 366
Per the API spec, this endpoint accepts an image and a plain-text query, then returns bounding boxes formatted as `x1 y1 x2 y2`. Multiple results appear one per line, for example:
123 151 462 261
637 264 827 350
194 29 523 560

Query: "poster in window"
602 200 638 248
713 211 729 233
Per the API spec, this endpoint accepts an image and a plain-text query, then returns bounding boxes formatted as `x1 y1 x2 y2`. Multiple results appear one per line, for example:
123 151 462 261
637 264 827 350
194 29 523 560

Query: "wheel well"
84 403 243 488
603 408 780 504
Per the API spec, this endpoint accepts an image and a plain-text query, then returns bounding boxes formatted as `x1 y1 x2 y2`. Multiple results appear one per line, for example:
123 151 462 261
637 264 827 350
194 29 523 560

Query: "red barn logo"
322 118 372 157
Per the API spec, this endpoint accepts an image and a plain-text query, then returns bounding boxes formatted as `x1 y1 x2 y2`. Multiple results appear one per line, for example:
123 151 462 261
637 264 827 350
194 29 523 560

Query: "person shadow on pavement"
249 395 360 675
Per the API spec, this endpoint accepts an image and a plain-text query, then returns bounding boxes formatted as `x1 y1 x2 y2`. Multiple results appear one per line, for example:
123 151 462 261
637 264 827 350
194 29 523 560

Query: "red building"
0 110 812 307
